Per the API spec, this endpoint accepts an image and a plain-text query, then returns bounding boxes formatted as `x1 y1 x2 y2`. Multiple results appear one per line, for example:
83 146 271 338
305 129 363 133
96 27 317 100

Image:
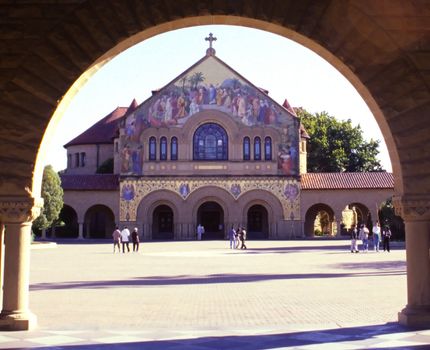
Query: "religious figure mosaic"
120 54 300 176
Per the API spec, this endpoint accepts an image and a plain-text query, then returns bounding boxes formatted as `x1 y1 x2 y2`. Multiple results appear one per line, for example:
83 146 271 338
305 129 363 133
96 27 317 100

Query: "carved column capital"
393 195 430 221
0 196 44 224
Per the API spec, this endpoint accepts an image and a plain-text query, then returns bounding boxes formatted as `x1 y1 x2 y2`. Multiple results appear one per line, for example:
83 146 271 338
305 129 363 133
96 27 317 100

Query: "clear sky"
45 25 392 172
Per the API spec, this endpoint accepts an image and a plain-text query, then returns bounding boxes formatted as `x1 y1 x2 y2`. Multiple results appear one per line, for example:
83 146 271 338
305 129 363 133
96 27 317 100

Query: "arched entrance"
247 205 268 239
152 205 174 240
304 204 335 237
55 205 79 238
0 2 429 330
197 201 224 239
84 205 115 239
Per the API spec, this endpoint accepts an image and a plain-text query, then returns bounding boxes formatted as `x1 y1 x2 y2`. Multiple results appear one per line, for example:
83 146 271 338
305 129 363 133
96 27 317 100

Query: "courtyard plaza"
1 239 429 349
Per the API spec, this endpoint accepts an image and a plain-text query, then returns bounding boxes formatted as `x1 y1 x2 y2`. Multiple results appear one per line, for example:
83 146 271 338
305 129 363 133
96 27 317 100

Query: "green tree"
379 197 405 241
33 165 64 232
296 108 383 172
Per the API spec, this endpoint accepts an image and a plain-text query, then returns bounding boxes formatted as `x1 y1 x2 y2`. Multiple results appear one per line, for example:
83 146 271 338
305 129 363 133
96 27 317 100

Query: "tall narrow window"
67 154 72 168
193 123 228 160
171 137 178 160
254 137 261 160
160 137 167 160
149 137 156 161
243 137 250 160
75 153 80 167
80 152 86 167
264 137 272 160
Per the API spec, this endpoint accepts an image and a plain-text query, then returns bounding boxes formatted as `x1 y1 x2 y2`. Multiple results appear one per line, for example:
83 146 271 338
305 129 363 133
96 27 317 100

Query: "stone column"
394 195 430 327
0 196 43 330
78 222 84 240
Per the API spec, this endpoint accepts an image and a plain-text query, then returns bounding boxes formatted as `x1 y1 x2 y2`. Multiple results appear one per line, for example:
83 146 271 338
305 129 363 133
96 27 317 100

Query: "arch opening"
152 204 174 240
84 205 115 239
247 204 269 239
197 201 224 240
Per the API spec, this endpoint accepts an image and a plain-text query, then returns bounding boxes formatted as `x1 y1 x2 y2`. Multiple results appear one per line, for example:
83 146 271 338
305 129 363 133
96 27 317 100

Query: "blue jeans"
374 236 380 251
362 238 368 251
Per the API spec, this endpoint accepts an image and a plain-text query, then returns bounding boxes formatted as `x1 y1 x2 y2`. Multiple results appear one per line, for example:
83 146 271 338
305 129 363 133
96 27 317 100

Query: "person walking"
372 221 381 252
131 227 140 252
112 226 121 253
120 226 130 253
240 226 247 250
382 225 392 252
350 225 359 253
228 225 236 249
197 224 204 240
359 224 369 252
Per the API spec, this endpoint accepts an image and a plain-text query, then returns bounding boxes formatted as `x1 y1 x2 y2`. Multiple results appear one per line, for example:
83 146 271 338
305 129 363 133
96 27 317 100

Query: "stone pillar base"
398 306 430 327
0 311 37 330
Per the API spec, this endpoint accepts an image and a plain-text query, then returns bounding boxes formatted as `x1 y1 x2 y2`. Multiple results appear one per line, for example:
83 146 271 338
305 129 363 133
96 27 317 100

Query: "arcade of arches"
0 1 429 330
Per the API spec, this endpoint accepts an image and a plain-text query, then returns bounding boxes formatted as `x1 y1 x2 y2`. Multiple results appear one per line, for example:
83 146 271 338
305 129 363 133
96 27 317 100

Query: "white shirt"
120 228 130 242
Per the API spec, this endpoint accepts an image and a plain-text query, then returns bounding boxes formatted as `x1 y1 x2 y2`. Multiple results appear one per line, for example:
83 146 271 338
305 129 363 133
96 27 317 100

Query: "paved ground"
1 239 429 349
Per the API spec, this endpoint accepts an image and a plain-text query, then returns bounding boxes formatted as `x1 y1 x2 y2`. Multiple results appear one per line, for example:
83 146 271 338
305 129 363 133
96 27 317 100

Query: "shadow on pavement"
30 269 406 291
22 323 429 350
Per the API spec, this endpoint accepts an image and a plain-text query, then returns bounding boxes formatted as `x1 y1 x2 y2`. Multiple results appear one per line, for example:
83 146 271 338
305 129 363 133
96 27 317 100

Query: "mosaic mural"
120 56 300 176
120 177 300 222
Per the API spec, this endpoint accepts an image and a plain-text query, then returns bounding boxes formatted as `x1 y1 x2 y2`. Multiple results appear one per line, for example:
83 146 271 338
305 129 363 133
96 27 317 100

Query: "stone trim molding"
0 197 43 224
393 195 430 221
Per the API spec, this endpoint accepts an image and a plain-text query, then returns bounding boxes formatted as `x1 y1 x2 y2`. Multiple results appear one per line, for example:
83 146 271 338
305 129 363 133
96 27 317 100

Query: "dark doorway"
84 205 115 238
56 205 79 238
247 205 269 239
197 201 224 239
152 205 174 239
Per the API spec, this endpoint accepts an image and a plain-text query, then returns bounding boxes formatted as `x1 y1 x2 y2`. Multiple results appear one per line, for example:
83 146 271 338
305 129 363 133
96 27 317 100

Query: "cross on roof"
205 33 217 56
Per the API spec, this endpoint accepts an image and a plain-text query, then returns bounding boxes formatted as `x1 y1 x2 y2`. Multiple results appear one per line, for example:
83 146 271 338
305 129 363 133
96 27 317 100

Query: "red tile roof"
64 107 128 147
60 174 119 191
301 172 394 190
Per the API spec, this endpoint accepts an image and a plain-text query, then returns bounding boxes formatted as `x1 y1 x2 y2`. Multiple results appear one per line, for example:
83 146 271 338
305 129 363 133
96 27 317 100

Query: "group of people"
112 226 140 253
228 226 248 250
350 221 392 253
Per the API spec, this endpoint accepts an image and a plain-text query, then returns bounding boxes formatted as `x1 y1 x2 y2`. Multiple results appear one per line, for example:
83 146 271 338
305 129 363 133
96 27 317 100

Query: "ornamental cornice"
119 177 300 222
392 195 430 221
0 196 44 224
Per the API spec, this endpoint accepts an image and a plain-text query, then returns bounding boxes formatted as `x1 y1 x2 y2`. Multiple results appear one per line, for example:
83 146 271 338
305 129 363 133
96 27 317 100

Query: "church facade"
58 39 394 240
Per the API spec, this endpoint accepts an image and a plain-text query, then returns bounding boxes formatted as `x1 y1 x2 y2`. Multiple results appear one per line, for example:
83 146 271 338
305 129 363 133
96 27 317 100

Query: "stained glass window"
265 137 272 160
254 137 261 160
171 137 178 160
160 137 167 160
149 137 156 161
193 123 228 160
243 137 250 160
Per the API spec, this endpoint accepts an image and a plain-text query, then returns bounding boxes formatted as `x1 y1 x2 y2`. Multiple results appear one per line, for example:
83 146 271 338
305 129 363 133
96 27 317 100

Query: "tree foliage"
33 165 64 230
296 107 383 172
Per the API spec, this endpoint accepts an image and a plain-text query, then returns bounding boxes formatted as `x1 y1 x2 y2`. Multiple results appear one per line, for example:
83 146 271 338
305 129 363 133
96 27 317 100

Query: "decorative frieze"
0 196 43 224
393 195 430 221
120 177 300 222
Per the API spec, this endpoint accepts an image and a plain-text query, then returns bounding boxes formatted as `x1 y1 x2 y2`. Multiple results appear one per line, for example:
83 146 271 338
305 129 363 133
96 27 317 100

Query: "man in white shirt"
197 224 204 240
120 226 131 253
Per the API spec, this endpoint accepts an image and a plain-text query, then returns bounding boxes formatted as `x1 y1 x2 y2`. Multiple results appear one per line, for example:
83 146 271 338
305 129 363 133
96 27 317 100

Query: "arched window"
243 137 250 160
264 137 272 160
149 137 156 161
193 123 228 160
171 137 178 160
160 137 167 161
254 137 261 160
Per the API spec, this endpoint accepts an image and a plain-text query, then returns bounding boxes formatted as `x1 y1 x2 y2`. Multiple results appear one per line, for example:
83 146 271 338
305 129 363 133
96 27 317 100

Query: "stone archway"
197 201 225 240
84 205 115 239
304 204 335 237
247 204 269 239
0 1 429 329
55 205 79 239
152 204 174 240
